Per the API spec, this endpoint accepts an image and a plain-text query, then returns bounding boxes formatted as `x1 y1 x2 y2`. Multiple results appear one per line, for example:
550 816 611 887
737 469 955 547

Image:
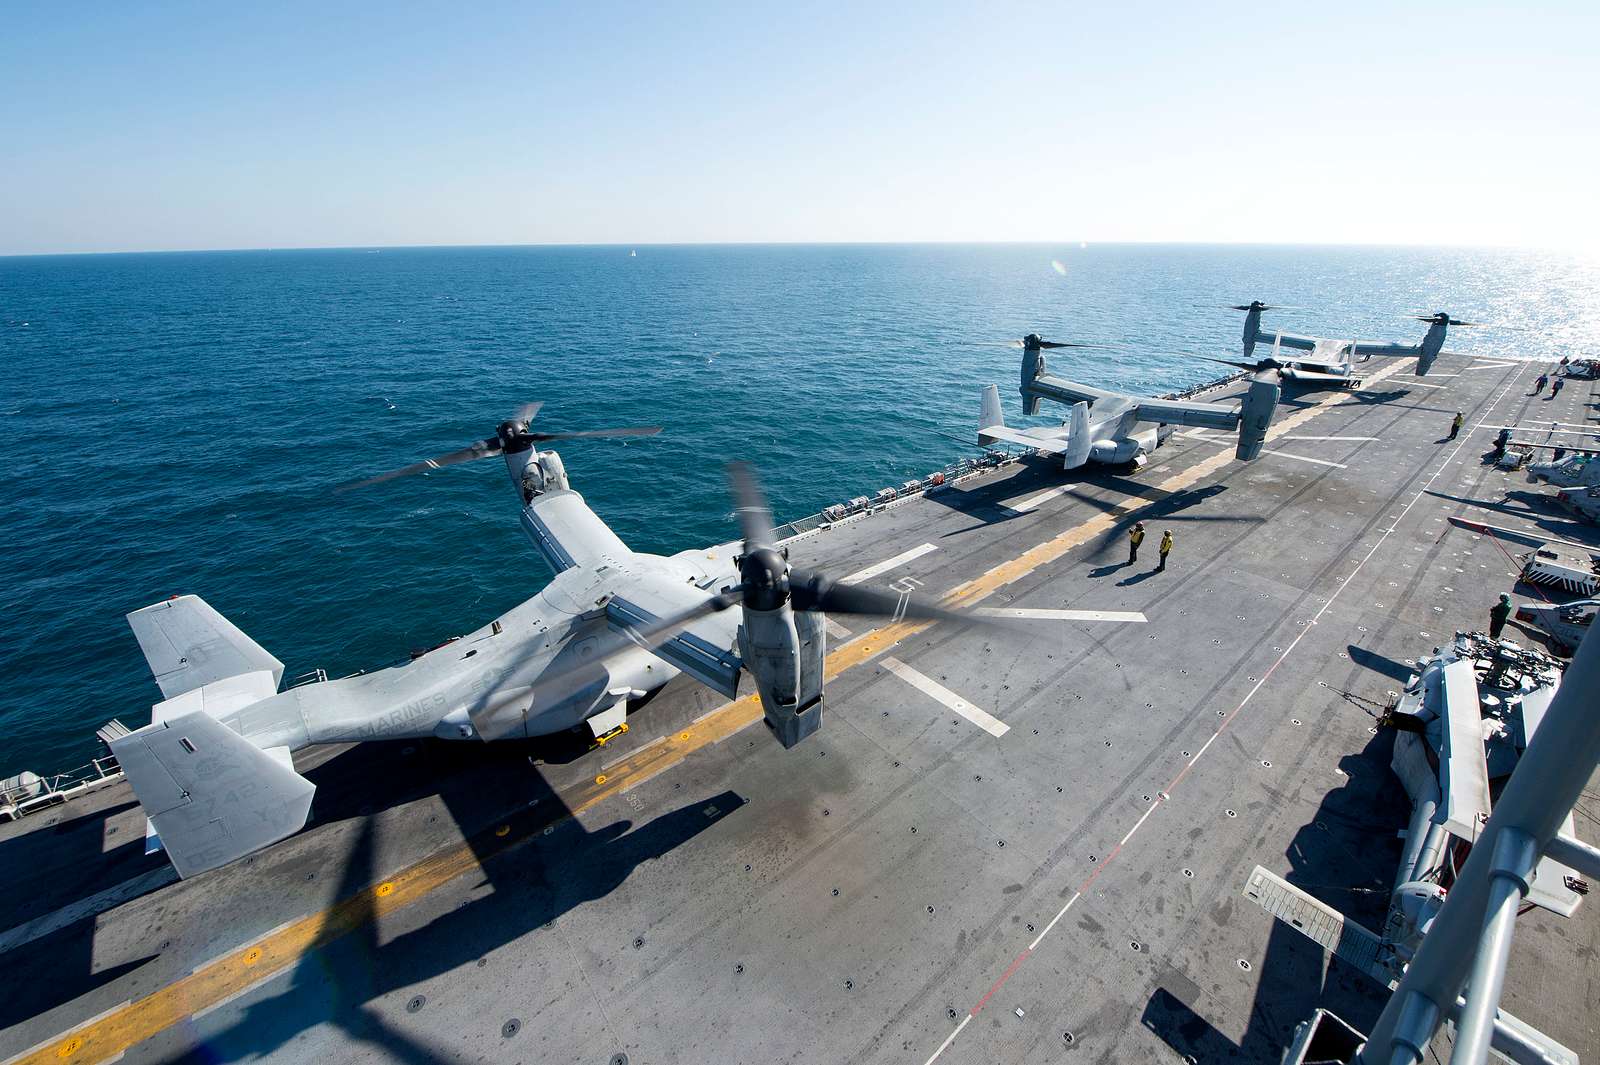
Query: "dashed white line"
976 607 1146 623
1001 485 1073 514
824 618 852 639
881 657 1009 737
920 1014 972 1065
1028 892 1081 950
1279 435 1379 442
841 543 937 585
1263 449 1348 469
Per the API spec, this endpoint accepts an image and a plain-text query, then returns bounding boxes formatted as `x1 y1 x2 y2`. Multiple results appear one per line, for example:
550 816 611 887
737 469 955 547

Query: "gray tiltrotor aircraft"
1202 303 1474 386
977 335 1280 470
108 406 1022 878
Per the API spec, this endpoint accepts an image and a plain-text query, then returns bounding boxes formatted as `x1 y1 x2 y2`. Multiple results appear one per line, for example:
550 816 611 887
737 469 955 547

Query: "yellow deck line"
6 359 1415 1065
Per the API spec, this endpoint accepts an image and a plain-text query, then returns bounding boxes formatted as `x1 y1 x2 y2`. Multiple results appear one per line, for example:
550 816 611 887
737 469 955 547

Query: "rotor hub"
739 546 790 612
497 420 534 454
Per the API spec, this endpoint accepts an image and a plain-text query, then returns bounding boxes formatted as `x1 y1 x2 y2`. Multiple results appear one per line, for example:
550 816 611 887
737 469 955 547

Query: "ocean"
2 243 1596 779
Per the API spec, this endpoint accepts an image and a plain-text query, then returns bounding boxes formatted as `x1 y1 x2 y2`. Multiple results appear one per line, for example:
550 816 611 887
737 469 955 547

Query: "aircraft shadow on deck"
0 800 168 1032
1140 732 1402 1062
156 750 746 1065
1427 487 1599 544
1345 644 1415 684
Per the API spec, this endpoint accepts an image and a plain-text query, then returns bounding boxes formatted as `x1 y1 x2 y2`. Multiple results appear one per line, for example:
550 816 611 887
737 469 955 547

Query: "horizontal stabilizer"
110 711 314 878
128 595 284 700
978 424 1072 455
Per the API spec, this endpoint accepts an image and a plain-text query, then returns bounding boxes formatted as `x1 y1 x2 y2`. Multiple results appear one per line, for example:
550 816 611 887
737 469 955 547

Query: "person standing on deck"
1449 411 1464 440
1157 530 1173 572
1489 593 1513 640
1128 521 1145 565
1551 377 1565 398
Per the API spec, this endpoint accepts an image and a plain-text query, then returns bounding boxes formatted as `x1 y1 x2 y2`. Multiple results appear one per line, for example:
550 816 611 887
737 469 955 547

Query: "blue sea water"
3 243 1597 779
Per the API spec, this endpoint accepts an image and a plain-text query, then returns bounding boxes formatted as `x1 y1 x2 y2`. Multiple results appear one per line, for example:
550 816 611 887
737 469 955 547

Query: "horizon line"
0 237 1565 260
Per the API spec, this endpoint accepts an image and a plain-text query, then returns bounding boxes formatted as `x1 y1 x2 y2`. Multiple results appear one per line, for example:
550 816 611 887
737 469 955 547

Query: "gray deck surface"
3 355 1597 1065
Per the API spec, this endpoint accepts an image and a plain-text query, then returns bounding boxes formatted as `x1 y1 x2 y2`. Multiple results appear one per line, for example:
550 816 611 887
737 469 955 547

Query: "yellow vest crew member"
1158 530 1173 571
1128 521 1145 564
1449 411 1464 440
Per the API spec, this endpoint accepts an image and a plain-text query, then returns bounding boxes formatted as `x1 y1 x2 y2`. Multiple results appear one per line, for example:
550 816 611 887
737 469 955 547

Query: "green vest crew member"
1128 521 1145 564
1489 593 1512 639
1449 412 1464 440
1157 530 1173 571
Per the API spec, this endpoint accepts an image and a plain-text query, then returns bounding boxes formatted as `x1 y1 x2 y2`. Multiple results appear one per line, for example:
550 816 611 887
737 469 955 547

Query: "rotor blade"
787 567 1013 630
526 426 663 441
338 436 502 492
1194 355 1269 372
726 461 777 548
513 401 544 425
468 590 741 741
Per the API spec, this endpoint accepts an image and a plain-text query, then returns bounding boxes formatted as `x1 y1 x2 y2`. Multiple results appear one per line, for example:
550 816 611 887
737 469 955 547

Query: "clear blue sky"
2 1 1596 255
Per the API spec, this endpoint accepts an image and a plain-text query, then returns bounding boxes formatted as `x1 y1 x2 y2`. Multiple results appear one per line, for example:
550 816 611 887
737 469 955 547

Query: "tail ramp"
109 711 314 878
128 595 284 699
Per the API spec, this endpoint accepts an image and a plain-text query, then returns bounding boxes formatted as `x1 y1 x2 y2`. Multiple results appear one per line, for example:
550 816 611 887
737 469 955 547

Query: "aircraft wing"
1130 396 1240 432
978 424 1072 455
604 568 743 698
520 489 632 574
1029 374 1121 407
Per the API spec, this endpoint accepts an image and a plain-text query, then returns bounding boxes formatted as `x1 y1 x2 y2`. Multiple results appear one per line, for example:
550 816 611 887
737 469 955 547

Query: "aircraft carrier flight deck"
3 351 1597 1065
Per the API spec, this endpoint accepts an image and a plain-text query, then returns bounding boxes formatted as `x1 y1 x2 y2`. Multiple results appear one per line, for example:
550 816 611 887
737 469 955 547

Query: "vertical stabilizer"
980 384 1005 433
110 711 315 878
127 596 284 700
1062 402 1092 470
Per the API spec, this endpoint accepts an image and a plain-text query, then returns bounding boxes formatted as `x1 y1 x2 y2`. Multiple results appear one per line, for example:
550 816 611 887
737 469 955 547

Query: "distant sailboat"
629 249 637 257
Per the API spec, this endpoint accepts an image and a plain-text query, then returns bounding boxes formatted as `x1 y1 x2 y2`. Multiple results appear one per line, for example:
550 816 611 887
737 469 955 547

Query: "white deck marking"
920 1014 971 1065
824 618 852 639
1400 381 1449 389
882 657 1009 737
1001 484 1073 513
1263 449 1348 469
1423 373 1460 377
976 607 1146 623
1029 892 1081 950
840 543 937 585
1279 435 1379 442
0 867 178 956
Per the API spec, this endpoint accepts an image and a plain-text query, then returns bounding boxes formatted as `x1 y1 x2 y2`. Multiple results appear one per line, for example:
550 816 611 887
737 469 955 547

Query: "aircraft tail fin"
128 595 284 700
978 385 1005 444
1062 401 1092 470
110 710 314 878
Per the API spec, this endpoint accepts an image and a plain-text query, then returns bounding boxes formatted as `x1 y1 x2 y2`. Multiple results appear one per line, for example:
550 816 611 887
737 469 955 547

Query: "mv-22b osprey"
1205 302 1476 387
109 405 1019 877
976 334 1280 471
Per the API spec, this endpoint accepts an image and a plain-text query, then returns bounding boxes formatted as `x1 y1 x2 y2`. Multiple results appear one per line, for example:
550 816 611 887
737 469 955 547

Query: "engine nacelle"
1021 348 1045 415
738 604 824 748
1235 374 1280 461
1242 304 1264 361
1416 318 1448 376
507 448 570 503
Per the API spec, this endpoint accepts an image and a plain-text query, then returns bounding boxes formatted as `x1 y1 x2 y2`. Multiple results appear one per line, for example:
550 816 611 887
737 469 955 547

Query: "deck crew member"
1128 521 1145 565
1489 593 1512 640
1157 529 1173 572
1449 411 1464 440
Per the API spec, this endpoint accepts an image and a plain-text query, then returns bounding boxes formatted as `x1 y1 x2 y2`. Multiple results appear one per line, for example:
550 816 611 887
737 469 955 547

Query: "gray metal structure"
109 409 1060 878
1224 302 1469 382
976 339 1279 470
